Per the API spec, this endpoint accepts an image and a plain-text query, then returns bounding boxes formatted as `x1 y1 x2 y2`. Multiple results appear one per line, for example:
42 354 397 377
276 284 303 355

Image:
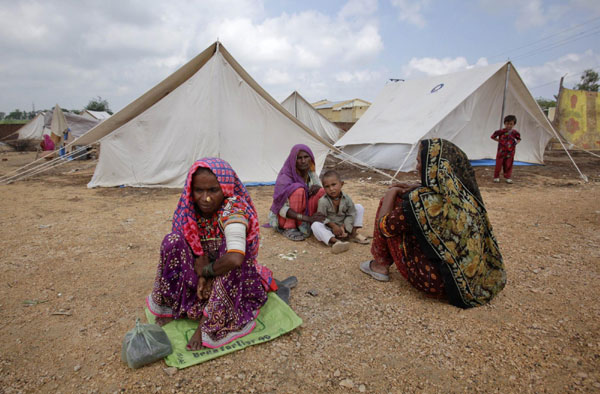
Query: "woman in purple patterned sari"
147 158 276 350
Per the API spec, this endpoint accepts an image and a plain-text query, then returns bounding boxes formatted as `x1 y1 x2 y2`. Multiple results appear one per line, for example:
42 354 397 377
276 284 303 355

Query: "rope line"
0 144 94 184
489 16 600 61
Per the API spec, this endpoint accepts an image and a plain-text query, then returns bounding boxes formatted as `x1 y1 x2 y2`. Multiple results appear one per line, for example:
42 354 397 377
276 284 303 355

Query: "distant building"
311 98 371 130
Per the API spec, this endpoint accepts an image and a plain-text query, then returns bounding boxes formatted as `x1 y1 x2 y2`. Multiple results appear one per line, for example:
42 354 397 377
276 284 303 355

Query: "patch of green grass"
0 119 28 124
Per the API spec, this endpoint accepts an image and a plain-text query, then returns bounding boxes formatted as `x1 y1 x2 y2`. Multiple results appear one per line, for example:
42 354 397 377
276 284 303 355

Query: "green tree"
6 109 25 120
573 69 599 92
536 97 556 110
85 96 113 114
0 112 5 120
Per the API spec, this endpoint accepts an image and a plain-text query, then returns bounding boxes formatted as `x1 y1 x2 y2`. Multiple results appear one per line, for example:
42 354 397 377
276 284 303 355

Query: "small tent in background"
281 91 343 144
72 41 333 188
60 112 100 144
81 110 111 121
335 62 556 172
17 112 48 140
554 87 600 150
49 104 69 146
16 106 99 143
46 105 100 147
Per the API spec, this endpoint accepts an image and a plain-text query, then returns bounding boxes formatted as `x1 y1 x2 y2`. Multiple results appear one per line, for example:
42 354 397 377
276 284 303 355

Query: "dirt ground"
0 149 599 393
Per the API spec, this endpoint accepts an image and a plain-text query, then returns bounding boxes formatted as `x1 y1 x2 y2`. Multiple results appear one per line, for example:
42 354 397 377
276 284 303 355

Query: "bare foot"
155 316 174 326
187 326 203 351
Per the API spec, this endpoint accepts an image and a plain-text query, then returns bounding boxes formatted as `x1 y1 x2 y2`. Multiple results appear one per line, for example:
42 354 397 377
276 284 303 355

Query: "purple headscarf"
270 144 315 215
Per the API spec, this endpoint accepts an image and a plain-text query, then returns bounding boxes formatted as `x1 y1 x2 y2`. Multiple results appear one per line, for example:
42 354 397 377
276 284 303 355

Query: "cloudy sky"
1 0 599 114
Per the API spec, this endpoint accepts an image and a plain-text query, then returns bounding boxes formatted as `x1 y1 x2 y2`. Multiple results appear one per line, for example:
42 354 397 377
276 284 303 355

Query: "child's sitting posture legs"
311 203 368 253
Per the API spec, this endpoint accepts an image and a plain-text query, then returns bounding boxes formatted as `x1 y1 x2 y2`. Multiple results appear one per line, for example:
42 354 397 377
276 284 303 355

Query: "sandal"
351 234 370 245
359 260 390 282
275 276 298 289
283 228 305 241
332 241 350 254
276 286 291 304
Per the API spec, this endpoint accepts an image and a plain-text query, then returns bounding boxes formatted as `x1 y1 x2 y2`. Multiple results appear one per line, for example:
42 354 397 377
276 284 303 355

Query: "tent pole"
551 75 565 130
393 142 418 178
499 62 511 128
294 91 298 117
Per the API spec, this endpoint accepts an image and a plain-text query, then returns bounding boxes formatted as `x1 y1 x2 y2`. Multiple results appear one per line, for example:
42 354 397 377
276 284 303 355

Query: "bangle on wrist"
297 214 303 221
202 261 216 278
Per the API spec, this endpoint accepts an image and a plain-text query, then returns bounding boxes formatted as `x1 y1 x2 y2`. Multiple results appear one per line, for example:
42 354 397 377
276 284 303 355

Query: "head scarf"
404 139 505 308
172 158 259 260
270 144 315 215
42 134 55 151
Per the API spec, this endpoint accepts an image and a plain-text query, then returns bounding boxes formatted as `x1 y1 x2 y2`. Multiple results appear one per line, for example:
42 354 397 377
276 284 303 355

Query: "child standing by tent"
491 115 521 184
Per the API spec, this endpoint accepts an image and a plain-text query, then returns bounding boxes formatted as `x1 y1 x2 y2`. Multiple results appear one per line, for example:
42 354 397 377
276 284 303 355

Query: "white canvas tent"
72 42 333 188
17 112 48 140
281 91 343 144
50 104 68 139
335 62 556 172
16 108 99 141
59 112 100 140
81 110 111 121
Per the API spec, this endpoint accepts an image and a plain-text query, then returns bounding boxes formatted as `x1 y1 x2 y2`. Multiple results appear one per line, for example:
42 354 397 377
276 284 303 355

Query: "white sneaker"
493 178 500 183
505 178 513 184
332 241 350 254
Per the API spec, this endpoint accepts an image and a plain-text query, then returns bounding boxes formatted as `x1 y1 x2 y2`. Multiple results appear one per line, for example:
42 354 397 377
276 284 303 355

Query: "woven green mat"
145 292 302 368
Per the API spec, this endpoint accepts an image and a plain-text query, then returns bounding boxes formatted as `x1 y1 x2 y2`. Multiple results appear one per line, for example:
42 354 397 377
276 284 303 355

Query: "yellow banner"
557 88 600 150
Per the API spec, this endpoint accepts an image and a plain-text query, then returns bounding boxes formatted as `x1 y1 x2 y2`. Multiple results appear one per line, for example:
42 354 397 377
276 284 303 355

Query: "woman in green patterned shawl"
360 138 506 308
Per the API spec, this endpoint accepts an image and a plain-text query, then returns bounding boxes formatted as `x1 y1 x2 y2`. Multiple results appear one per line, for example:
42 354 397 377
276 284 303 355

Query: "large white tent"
335 62 556 172
73 42 333 188
281 91 342 144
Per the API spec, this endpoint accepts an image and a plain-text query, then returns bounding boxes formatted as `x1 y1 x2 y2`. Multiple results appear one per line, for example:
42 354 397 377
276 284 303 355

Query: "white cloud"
390 0 429 28
339 0 378 20
210 11 383 69
201 6 384 101
335 69 382 83
263 68 291 85
515 0 549 28
402 56 489 77
520 49 600 96
0 0 384 112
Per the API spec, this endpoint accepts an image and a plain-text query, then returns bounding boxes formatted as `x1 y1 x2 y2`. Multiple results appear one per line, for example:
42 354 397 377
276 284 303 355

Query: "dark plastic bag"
121 318 173 369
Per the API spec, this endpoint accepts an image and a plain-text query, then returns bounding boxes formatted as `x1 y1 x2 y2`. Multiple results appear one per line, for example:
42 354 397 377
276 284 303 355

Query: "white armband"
224 222 246 254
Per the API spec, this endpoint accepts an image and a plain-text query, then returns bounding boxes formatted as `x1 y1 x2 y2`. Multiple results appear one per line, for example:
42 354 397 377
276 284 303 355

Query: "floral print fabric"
403 139 506 308
373 198 445 296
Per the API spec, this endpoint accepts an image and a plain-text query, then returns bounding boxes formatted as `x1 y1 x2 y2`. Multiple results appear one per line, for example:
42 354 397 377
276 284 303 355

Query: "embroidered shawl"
172 158 260 262
403 139 506 308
